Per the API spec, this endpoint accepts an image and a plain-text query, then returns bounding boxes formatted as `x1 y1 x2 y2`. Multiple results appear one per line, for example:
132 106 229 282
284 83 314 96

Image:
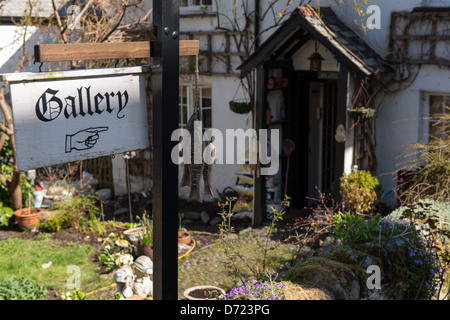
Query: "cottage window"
179 84 212 129
423 94 449 141
180 0 213 14
181 0 212 7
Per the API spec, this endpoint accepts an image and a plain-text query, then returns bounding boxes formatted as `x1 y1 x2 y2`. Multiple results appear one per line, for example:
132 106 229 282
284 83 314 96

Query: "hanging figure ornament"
179 55 215 202
202 137 215 197
187 113 204 202
179 115 215 199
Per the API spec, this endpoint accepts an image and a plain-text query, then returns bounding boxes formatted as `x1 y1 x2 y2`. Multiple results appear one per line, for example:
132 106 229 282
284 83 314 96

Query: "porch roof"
238 5 392 77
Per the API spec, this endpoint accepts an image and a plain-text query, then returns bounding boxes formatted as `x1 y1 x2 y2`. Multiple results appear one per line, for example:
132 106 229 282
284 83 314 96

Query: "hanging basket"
347 107 376 121
229 100 252 114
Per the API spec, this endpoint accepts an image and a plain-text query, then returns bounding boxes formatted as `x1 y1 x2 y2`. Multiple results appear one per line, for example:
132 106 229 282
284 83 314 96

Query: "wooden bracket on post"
34 40 199 63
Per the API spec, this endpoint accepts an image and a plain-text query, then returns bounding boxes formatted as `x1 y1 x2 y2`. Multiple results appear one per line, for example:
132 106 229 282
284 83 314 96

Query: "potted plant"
14 207 42 230
136 212 153 260
346 106 376 121
183 285 225 300
178 215 191 245
13 193 41 230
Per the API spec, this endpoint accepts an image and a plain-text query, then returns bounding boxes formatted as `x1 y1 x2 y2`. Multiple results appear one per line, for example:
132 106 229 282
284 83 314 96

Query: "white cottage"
1 1 448 225
239 0 450 224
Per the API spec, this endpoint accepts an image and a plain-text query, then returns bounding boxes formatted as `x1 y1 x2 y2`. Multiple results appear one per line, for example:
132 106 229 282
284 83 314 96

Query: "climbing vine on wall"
348 8 450 175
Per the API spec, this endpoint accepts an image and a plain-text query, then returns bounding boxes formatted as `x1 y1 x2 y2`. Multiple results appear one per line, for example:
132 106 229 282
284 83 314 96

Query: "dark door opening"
285 73 337 209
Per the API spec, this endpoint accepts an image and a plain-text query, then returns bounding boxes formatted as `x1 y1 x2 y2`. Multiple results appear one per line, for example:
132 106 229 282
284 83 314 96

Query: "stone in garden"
322 236 334 247
96 188 112 201
200 211 210 224
113 207 129 217
285 256 361 300
209 216 222 226
183 219 195 225
184 211 201 221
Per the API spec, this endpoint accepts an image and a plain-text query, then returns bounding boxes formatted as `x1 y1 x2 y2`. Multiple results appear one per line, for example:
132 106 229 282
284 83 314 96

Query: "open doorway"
285 75 338 208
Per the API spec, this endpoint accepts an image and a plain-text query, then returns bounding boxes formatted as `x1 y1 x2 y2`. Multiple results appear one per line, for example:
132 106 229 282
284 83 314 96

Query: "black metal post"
151 0 180 300
253 65 267 226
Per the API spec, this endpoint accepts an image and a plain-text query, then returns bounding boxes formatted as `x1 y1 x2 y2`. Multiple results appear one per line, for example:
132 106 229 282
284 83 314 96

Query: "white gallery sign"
2 66 150 171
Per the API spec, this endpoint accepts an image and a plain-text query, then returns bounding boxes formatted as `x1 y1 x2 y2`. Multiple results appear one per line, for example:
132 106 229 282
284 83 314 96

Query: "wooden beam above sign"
34 40 199 63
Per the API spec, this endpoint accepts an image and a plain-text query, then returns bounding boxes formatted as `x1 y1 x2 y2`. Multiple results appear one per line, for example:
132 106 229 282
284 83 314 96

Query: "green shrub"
388 199 450 298
0 135 35 209
0 202 14 227
39 210 71 232
328 214 442 299
0 276 47 300
329 211 382 246
389 199 450 231
59 288 86 300
340 170 382 214
378 218 442 299
50 193 104 234
396 109 449 203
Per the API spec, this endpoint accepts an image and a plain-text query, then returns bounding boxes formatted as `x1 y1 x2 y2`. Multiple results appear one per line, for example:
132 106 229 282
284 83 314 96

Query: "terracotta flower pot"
178 230 191 244
137 244 153 261
14 208 42 230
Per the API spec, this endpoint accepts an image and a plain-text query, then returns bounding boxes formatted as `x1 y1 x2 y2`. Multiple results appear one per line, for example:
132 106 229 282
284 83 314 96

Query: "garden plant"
217 195 292 300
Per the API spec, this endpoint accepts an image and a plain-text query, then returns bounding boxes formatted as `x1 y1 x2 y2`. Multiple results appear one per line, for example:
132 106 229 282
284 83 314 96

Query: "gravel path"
177 225 298 299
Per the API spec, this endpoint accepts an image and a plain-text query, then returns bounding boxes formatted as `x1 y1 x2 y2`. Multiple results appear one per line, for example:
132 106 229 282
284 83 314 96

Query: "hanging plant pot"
183 285 225 300
178 229 191 244
229 100 252 114
347 107 376 121
14 208 42 230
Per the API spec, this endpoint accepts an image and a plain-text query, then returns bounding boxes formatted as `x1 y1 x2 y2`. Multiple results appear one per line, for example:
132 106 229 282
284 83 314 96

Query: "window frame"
179 83 212 130
180 0 213 14
421 92 449 143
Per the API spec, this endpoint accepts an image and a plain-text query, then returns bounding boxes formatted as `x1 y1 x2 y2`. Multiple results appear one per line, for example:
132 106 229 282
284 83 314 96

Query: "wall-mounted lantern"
308 41 324 71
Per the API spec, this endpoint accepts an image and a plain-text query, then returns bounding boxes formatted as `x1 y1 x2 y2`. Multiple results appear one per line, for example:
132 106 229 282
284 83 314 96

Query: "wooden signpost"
34 40 199 62
1 0 192 300
2 66 150 171
7 38 198 172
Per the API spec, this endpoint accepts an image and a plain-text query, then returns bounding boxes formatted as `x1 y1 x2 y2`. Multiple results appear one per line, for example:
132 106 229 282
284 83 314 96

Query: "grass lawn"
0 235 112 299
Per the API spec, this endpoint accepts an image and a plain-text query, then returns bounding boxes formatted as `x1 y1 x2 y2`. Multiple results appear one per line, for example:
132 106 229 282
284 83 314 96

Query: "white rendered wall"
375 64 450 207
